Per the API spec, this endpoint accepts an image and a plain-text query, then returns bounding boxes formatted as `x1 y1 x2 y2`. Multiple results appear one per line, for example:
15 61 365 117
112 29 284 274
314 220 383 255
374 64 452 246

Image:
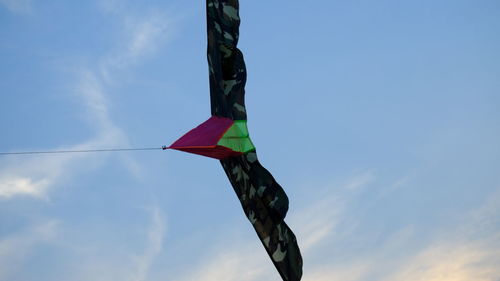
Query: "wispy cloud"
385 191 499 281
0 220 59 279
292 170 375 252
0 175 49 199
0 156 70 199
298 186 500 281
0 72 119 199
0 0 32 14
386 239 500 281
0 4 173 200
174 242 271 281
126 15 171 60
172 172 376 281
59 207 166 281
130 207 166 281
299 177 499 281
98 2 173 82
165 173 500 281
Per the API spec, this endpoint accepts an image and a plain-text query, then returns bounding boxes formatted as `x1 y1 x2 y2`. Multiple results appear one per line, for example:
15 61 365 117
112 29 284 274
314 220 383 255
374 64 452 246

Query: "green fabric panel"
218 137 255 153
222 120 249 137
217 120 255 153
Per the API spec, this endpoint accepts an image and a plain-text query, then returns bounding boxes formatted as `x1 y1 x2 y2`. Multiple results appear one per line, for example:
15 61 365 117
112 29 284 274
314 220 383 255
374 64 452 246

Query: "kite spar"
168 1 303 280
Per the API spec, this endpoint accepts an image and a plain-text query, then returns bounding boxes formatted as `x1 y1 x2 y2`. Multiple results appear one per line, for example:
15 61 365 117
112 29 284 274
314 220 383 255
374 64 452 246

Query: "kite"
0 0 303 279
168 1 303 280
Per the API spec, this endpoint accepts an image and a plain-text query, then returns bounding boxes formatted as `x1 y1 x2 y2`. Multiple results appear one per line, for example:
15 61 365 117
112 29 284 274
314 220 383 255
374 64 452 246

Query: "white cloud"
0 176 49 199
386 239 500 281
172 172 377 281
344 170 375 190
163 174 500 281
297 188 500 281
173 243 273 281
98 6 173 82
0 127 121 200
0 4 173 200
0 153 82 199
0 0 32 13
127 16 170 58
291 171 375 253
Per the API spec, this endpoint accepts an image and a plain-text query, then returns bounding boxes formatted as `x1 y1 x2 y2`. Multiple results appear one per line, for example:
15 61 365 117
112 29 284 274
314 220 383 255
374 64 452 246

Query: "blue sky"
1 0 499 280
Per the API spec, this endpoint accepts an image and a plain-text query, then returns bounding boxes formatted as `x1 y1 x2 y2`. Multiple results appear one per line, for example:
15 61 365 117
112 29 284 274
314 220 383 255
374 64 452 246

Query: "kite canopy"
169 116 255 159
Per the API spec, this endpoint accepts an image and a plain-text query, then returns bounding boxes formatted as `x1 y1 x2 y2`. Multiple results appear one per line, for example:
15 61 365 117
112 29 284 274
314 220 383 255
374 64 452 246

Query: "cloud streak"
0 220 59 279
292 171 376 253
0 4 173 200
386 239 500 281
60 207 167 281
172 172 376 281
130 207 167 281
165 173 500 281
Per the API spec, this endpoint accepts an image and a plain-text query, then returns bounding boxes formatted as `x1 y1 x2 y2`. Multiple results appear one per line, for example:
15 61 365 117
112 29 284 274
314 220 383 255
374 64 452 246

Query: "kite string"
0 146 168 155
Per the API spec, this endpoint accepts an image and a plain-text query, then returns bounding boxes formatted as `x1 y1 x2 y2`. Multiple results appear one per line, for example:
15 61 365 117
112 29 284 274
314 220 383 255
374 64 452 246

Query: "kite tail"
208 0 303 279
207 0 247 120
221 152 303 281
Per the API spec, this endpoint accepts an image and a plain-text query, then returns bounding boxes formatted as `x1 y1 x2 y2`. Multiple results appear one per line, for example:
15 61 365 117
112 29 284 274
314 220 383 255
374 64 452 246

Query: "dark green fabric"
206 0 303 280
207 0 247 120
221 153 303 281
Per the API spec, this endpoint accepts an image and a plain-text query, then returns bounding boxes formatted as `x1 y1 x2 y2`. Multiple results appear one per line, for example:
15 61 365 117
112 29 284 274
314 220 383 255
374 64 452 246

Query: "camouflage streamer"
206 0 303 280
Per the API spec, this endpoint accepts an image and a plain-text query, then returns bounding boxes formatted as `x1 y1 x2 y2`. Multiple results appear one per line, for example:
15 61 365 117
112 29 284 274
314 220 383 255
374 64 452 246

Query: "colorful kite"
0 1 302 279
168 1 303 280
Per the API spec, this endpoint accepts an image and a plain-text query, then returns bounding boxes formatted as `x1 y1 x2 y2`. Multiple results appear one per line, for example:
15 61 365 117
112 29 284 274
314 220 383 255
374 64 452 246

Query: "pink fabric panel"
169 116 234 148
172 146 243 160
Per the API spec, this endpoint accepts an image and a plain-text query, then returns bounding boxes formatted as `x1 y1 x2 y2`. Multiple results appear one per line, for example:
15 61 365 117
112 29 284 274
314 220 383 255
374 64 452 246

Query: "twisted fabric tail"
221 153 303 281
207 0 303 280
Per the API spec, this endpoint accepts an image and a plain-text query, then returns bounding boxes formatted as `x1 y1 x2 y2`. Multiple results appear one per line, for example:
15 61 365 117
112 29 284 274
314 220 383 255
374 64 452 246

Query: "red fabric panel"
170 116 234 148
171 145 243 160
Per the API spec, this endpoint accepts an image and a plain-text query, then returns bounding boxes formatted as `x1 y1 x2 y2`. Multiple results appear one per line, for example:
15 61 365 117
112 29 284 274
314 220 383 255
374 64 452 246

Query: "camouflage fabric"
221 153 303 281
207 0 247 120
206 0 303 280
